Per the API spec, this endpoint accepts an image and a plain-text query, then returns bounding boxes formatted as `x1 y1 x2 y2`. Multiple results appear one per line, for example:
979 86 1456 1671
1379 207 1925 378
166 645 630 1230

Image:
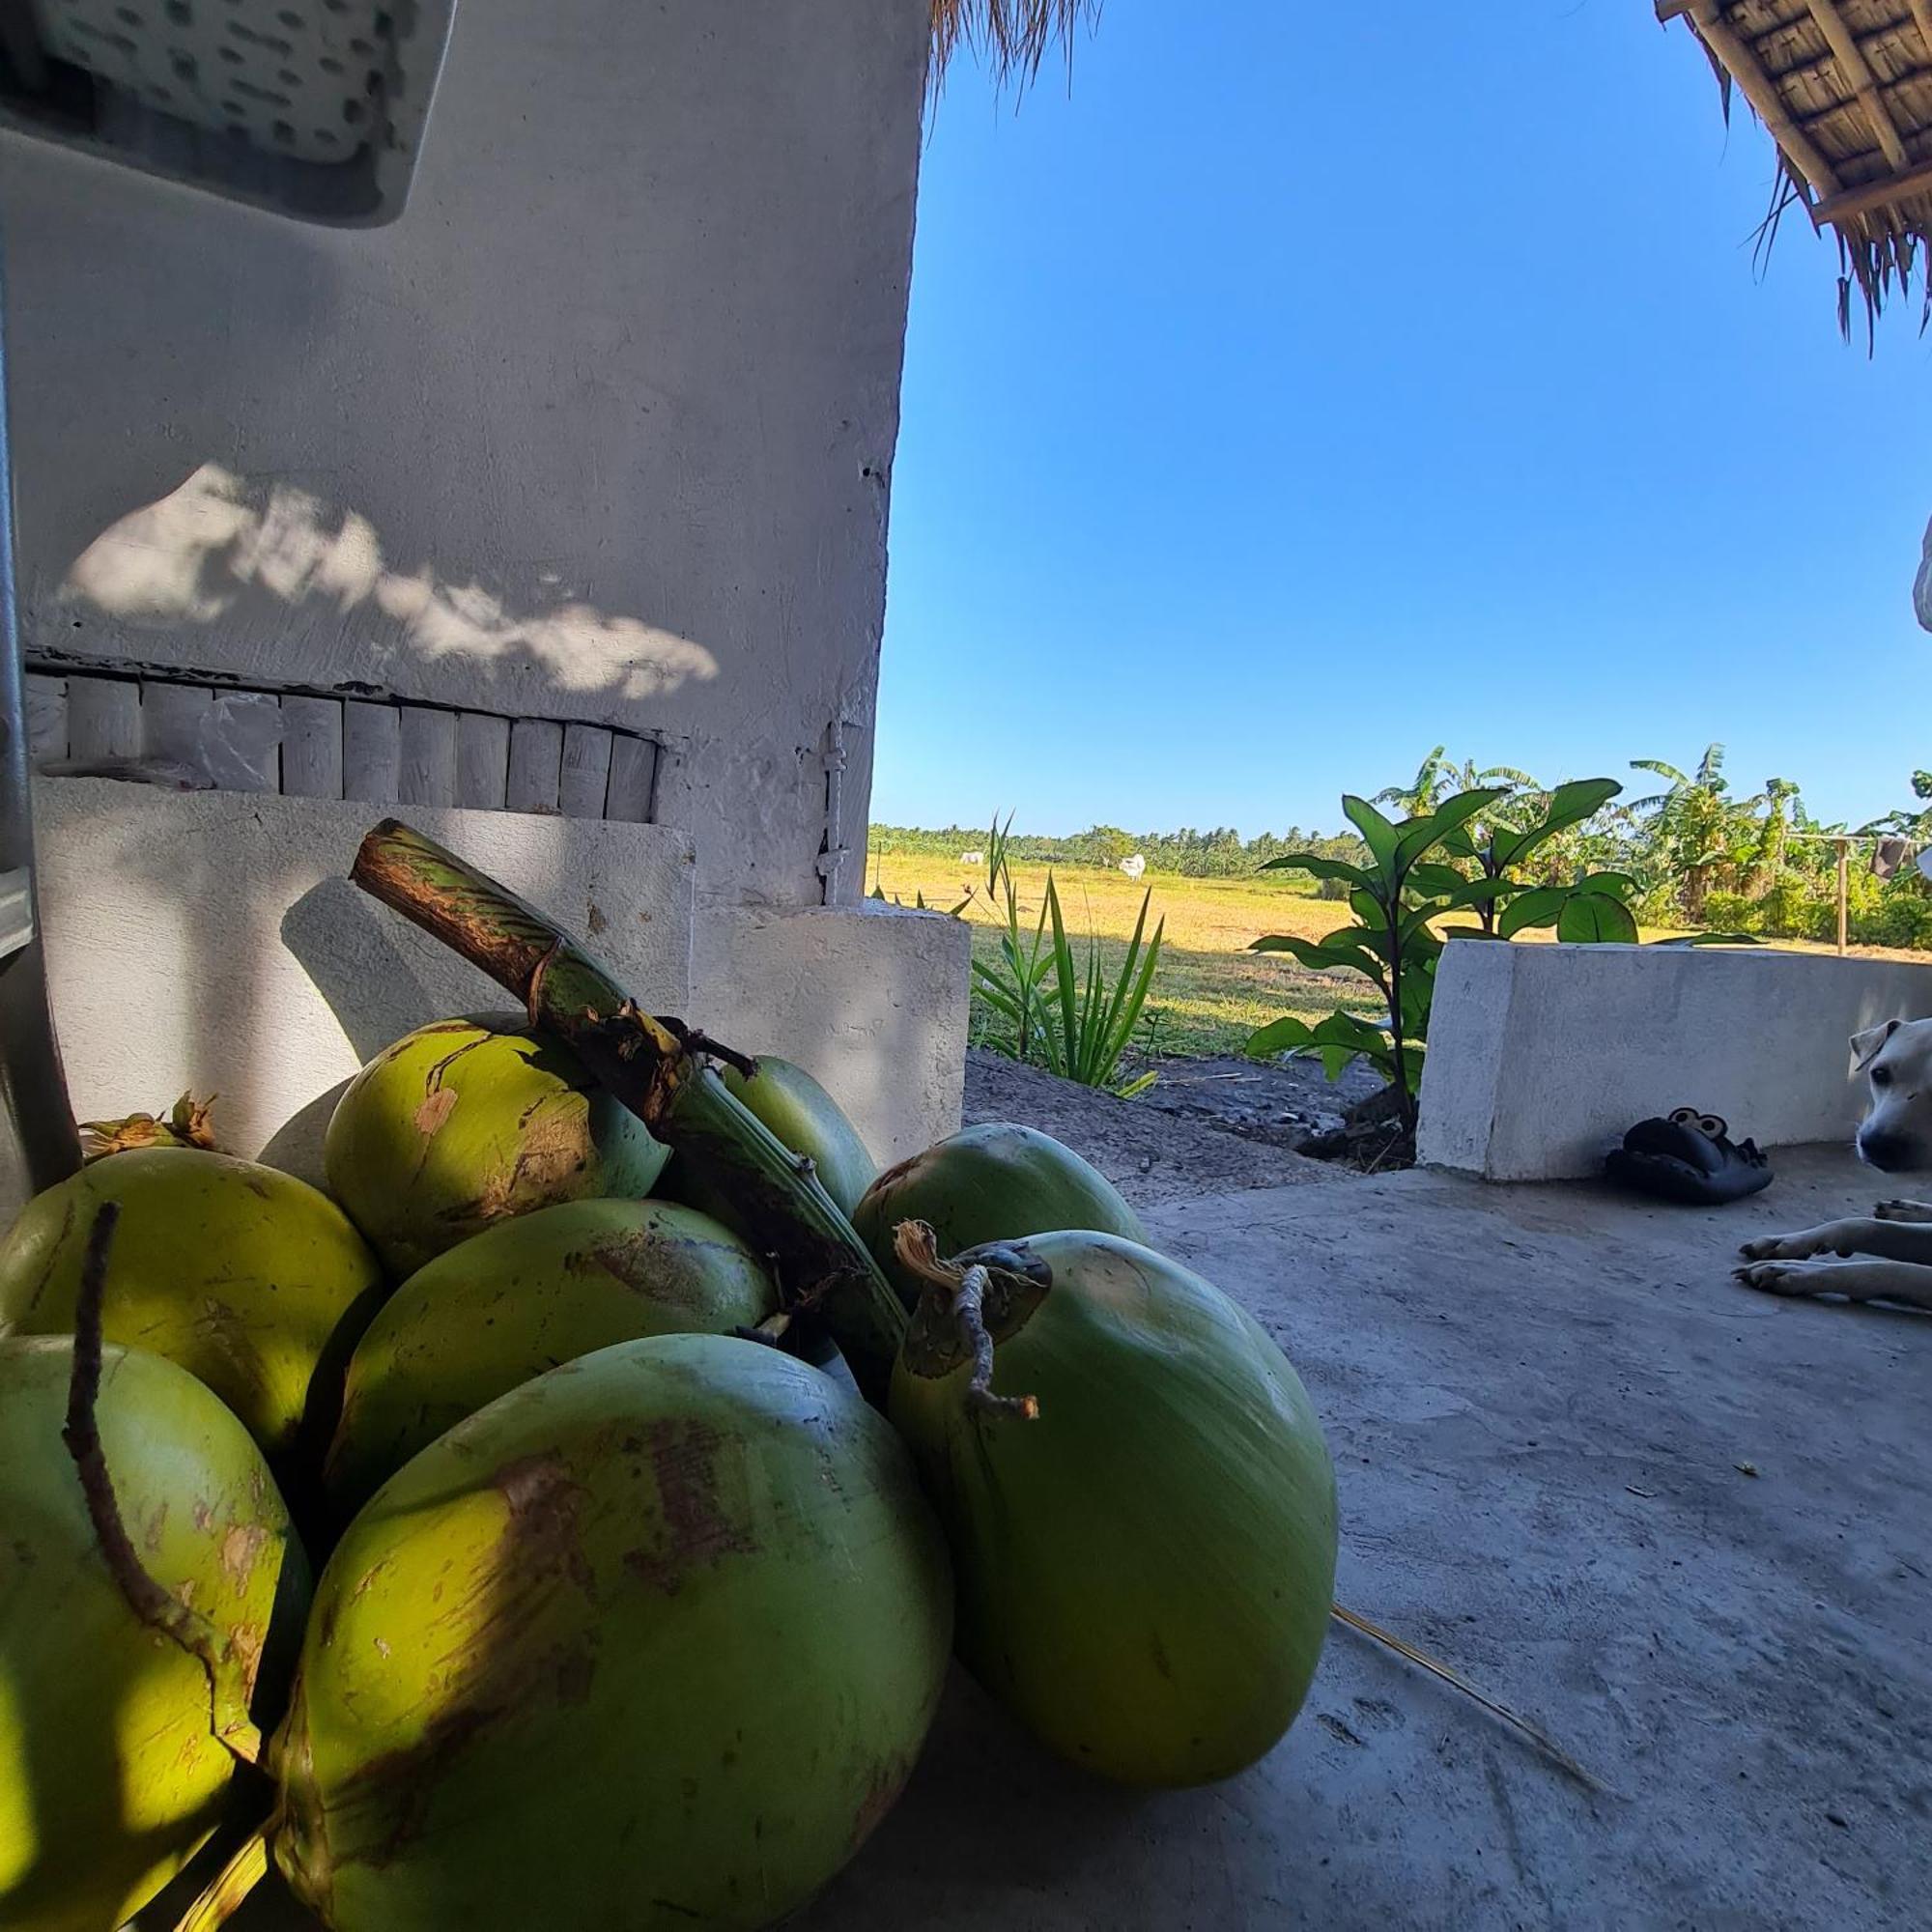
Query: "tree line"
872 745 1932 950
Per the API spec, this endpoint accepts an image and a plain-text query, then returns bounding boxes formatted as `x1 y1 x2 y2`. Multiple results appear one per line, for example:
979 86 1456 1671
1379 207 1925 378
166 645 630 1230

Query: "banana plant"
1432 777 1628 936
1244 788 1511 1137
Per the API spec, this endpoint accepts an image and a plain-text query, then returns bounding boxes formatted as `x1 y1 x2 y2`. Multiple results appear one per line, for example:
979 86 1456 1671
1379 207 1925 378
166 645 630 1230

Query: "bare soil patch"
960 1048 1381 1210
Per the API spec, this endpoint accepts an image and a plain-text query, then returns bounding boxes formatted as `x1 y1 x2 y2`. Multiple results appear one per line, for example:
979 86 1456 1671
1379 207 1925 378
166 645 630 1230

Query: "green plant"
969 812 1166 1097
867 877 971 916
1860 769 1932 841
1243 788 1511 1137
1432 778 1633 939
1243 774 1756 1141
1375 748 1535 820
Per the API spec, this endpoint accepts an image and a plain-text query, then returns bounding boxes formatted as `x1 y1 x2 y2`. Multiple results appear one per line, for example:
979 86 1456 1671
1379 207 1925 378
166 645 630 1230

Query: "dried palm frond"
929 1 1103 92
1331 1604 1605 1794
1670 5 1932 343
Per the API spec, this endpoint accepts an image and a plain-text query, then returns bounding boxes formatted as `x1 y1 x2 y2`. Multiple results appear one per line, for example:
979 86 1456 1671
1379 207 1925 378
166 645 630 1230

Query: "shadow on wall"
58 463 720 712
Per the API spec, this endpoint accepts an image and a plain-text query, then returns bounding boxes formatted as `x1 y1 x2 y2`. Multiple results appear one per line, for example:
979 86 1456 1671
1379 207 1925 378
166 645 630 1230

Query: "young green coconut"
853 1122 1147 1302
0 1216 311 1932
719 1056 879 1216
324 1013 672 1279
662 1052 878 1233
323 1197 777 1514
889 1221 1338 1787
181 1333 952 1932
346 823 910 1400
0 1145 384 1462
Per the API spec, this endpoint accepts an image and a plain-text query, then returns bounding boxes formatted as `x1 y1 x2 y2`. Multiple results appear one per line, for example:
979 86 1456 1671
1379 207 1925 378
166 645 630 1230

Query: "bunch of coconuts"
0 821 1337 1932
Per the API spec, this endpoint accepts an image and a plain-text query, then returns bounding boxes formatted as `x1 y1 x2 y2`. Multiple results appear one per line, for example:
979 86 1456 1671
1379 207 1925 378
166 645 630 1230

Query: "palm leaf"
929 1 1101 88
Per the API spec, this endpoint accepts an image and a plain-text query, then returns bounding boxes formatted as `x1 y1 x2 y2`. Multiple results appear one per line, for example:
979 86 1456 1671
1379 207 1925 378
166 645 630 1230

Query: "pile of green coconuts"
0 821 1338 1932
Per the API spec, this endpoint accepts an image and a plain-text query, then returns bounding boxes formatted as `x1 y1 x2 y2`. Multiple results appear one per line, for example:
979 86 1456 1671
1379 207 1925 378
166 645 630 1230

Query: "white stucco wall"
0 0 926 908
1417 940 1932 1180
31 780 696 1186
691 902 970 1166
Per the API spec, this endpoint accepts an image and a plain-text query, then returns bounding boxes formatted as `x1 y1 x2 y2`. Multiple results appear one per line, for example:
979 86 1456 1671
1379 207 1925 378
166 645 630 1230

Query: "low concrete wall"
1416 940 1932 1181
15 781 967 1209
32 781 696 1185
690 903 971 1167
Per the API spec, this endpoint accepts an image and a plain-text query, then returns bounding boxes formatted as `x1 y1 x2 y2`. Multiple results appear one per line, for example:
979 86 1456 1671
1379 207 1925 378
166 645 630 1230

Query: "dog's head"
1851 1016 1932 1170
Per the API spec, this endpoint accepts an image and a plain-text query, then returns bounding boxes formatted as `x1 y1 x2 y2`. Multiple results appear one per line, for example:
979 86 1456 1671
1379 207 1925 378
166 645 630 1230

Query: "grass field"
867 851 1381 1057
867 849 1924 1061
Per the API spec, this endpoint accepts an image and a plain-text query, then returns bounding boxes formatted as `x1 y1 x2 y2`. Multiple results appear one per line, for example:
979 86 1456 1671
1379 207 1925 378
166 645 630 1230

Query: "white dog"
1735 1017 1932 1310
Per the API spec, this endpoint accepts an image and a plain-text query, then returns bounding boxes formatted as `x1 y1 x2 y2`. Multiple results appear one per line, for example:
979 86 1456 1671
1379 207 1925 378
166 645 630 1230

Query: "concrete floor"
216 1147 1928 1930
797 1146 1929 1931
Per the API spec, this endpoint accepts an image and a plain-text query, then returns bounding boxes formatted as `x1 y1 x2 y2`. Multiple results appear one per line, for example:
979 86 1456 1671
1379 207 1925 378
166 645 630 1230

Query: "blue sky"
872 1 1932 838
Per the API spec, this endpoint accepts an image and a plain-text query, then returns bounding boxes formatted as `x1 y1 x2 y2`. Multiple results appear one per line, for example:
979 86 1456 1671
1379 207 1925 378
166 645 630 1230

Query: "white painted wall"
1417 940 1932 1181
691 902 970 1166
0 0 928 908
22 780 966 1211
31 780 696 1186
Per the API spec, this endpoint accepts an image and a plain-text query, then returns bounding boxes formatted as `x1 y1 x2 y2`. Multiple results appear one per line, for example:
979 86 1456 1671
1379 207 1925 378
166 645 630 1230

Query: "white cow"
960 849 985 866
1120 854 1147 880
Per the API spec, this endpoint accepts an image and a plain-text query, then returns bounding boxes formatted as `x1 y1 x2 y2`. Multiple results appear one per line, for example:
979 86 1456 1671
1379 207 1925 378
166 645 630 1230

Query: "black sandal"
1605 1108 1773 1206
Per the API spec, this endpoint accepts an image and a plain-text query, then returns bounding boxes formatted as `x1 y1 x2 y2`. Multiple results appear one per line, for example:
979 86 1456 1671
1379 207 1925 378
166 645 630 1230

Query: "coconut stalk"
350 818 906 1396
63 1204 266 1767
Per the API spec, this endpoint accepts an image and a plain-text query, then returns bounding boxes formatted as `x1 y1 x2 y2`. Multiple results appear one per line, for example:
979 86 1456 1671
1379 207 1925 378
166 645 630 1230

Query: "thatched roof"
929 1 1099 90
1661 3 1932 332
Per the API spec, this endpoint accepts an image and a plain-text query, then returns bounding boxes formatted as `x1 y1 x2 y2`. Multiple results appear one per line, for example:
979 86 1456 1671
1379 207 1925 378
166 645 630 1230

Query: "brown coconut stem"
62 1205 265 1767
892 1221 1040 1422
952 1264 1040 1422
172 1819 276 1931
350 818 906 1396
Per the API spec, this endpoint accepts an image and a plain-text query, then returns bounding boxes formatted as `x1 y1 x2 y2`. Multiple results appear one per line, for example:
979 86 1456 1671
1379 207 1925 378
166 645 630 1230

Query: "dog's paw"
1734 1261 1813 1296
1739 1233 1820 1262
1873 1198 1932 1223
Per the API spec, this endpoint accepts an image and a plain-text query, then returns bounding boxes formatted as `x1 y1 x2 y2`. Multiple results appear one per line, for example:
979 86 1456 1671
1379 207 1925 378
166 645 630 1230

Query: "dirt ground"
961 1046 1383 1207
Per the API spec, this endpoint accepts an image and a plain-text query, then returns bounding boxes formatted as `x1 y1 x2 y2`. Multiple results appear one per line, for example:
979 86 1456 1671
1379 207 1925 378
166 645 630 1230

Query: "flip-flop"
1605 1107 1773 1206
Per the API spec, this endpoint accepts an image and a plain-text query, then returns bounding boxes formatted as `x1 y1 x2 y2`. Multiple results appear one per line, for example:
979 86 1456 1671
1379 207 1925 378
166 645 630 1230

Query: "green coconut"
0 1337 310 1932
324 1198 777 1514
222 1334 950 1931
724 1057 877 1215
324 1013 671 1278
662 1055 878 1229
889 1227 1337 1787
0 1148 384 1461
852 1122 1147 1300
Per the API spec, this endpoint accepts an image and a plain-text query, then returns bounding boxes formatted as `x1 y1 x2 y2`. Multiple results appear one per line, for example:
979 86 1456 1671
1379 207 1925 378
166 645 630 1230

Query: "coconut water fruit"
853 1122 1146 1300
324 1198 776 1513
721 1057 878 1216
0 1148 384 1460
324 1014 670 1277
265 1334 951 1930
0 1338 310 1932
890 1228 1337 1786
